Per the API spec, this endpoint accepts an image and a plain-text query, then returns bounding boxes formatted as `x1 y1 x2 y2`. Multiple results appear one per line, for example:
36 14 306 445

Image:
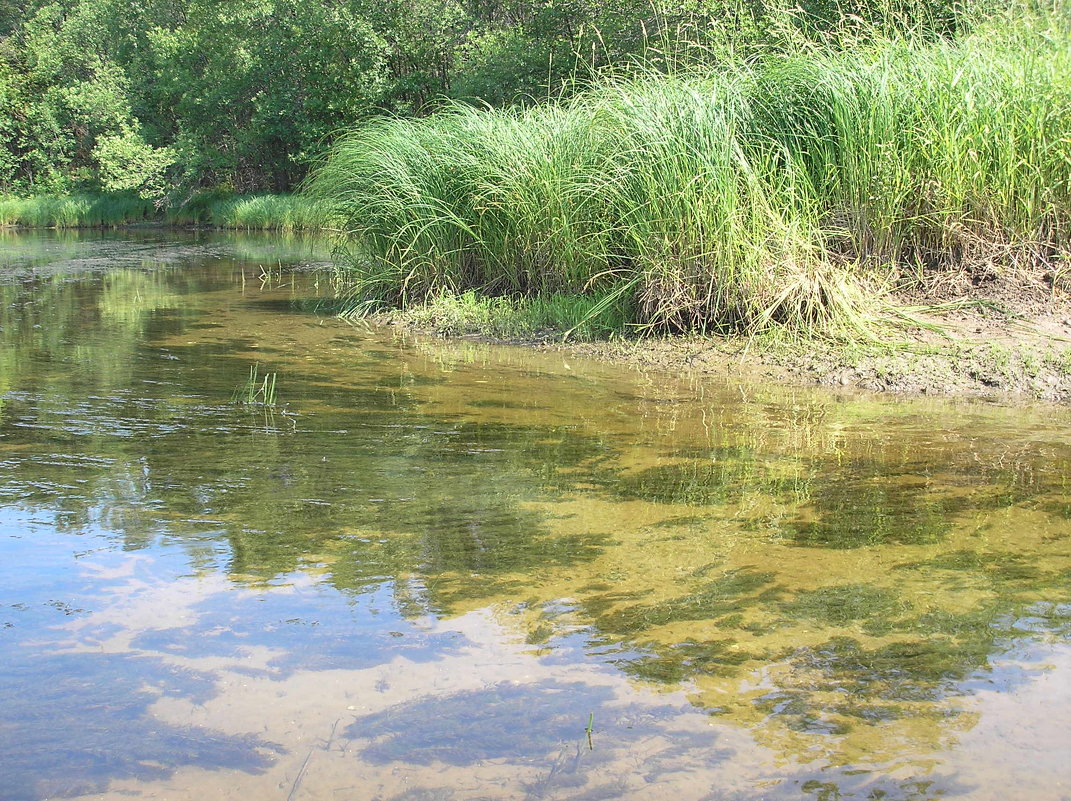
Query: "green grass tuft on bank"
309 8 1071 337
0 194 157 227
0 192 335 231
357 289 634 341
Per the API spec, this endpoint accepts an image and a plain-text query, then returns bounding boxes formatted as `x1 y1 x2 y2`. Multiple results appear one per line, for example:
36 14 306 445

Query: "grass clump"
0 194 156 227
310 8 1071 337
232 364 278 406
173 193 336 231
380 289 632 340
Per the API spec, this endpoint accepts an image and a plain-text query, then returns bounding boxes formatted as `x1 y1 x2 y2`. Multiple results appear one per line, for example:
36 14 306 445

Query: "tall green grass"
0 192 335 231
0 194 156 227
310 9 1071 335
168 193 335 231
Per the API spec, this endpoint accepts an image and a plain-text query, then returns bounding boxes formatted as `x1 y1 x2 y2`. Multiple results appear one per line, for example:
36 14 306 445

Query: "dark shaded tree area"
0 0 977 196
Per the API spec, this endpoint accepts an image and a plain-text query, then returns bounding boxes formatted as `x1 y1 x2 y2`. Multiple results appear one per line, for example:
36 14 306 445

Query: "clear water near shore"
1 231 1069 801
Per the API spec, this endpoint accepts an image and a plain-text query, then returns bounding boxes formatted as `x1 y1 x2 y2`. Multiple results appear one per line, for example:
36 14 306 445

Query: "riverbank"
568 310 1071 403
378 266 1071 403
311 7 1071 404
310 10 1071 343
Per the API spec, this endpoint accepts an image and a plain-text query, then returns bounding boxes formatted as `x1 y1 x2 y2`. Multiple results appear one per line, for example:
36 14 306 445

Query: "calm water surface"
1 231 1069 801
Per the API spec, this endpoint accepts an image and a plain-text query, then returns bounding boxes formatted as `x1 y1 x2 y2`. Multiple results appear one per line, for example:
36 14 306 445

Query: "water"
1 231 1069 801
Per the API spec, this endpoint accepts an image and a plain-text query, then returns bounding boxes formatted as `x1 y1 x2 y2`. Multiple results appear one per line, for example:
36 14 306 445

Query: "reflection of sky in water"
128 583 470 675
351 681 622 764
1 232 1071 800
0 651 279 801
0 511 275 801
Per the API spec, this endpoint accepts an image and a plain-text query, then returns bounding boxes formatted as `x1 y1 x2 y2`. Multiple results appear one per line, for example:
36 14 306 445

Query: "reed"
310 8 1071 335
232 364 278 406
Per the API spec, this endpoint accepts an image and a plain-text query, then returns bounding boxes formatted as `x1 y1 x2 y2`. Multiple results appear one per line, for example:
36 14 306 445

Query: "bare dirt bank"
564 270 1071 403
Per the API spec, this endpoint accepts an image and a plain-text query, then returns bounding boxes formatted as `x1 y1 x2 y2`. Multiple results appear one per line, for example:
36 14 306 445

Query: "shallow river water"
1 231 1070 801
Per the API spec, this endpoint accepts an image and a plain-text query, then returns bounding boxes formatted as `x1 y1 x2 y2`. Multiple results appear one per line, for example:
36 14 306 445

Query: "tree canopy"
0 0 981 197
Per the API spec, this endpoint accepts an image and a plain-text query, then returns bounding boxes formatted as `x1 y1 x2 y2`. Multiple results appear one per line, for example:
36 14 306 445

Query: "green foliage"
93 129 176 199
149 0 391 192
0 61 21 188
0 0 1006 195
311 9 1071 335
0 1 169 193
0 192 331 229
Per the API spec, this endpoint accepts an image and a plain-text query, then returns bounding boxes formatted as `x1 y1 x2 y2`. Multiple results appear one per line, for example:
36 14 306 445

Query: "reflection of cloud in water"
32 597 1057 801
16 500 1071 799
125 581 471 676
0 652 280 801
935 640 1071 800
350 680 712 766
77 607 785 801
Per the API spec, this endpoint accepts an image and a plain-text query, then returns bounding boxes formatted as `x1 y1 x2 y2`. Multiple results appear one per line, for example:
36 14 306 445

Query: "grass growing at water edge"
351 288 633 340
169 193 335 231
0 194 156 227
310 6 1071 338
0 192 335 231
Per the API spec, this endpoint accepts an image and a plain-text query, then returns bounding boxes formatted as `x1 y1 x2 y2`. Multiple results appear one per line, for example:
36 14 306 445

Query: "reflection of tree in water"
0 264 616 598
446 437 1071 780
584 446 1070 549
6 364 1071 781
596 554 1071 773
4 243 1071 797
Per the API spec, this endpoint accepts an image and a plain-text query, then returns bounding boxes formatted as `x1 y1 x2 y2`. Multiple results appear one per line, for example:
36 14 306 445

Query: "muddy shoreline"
382 272 1071 405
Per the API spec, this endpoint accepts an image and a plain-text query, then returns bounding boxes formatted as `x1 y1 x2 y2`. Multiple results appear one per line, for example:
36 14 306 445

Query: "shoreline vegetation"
309 9 1071 341
377 292 1071 403
4 2 1069 400
302 4 1071 401
0 193 334 231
